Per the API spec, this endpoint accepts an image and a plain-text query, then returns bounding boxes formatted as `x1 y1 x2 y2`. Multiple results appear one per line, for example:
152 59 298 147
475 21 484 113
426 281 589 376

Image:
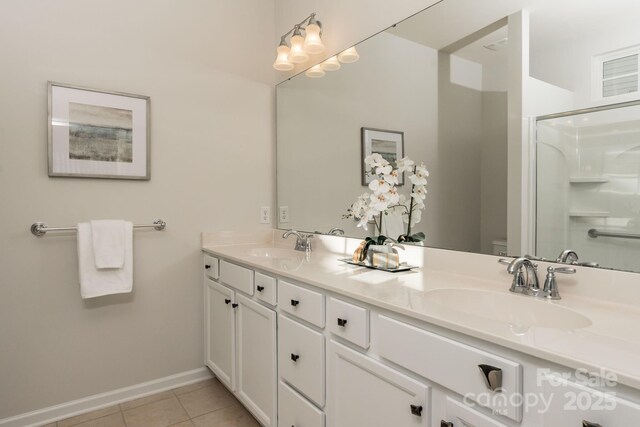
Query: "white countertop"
202 234 640 391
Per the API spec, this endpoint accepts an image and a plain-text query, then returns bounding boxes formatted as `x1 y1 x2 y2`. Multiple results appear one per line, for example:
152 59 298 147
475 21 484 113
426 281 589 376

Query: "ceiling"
387 0 640 65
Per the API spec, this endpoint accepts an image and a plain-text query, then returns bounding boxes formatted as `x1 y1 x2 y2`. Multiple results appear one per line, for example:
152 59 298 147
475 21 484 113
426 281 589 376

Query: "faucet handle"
497 258 512 265
542 266 576 300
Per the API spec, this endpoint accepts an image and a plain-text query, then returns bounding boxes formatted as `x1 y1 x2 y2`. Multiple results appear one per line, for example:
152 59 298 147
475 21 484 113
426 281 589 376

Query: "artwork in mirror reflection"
276 0 640 273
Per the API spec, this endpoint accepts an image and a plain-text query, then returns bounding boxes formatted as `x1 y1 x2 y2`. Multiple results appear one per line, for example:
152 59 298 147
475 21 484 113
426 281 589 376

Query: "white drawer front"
278 315 325 407
326 297 369 349
278 381 324 427
255 272 277 306
203 254 219 280
377 315 522 422
443 397 507 427
278 280 325 327
542 375 640 425
220 260 254 295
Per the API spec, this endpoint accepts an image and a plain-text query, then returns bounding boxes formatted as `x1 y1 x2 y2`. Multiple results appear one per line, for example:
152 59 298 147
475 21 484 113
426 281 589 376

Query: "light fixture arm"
278 13 322 45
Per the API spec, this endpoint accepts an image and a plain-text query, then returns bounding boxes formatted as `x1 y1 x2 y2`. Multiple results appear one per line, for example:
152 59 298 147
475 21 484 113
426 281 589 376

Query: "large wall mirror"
277 0 640 273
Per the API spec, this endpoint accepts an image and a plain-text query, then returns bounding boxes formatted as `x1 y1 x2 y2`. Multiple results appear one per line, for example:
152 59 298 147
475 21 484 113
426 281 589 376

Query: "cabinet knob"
337 318 348 327
478 364 503 391
583 422 603 427
410 404 423 416
205 265 211 269
290 353 300 362
232 303 239 308
441 421 453 427
290 299 300 307
224 299 231 305
257 285 265 292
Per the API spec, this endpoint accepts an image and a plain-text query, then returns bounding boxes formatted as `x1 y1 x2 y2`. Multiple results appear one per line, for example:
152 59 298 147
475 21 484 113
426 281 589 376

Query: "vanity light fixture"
320 56 341 71
305 64 326 78
337 46 360 63
272 13 325 71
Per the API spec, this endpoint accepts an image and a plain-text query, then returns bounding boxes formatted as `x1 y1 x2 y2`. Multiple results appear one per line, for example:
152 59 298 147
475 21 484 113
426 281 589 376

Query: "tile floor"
40 378 260 427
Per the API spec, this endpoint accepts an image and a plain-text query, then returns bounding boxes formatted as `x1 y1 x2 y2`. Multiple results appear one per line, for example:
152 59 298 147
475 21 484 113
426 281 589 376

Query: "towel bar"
31 219 166 236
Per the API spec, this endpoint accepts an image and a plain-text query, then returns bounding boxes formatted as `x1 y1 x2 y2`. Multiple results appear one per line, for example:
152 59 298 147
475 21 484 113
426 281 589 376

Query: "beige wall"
0 0 275 418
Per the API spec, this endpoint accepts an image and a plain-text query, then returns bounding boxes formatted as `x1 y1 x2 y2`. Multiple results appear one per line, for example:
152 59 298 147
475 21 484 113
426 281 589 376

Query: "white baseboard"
0 367 213 427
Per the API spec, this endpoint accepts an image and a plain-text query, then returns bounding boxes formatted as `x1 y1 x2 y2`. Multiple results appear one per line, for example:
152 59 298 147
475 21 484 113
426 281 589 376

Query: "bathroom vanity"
202 232 640 427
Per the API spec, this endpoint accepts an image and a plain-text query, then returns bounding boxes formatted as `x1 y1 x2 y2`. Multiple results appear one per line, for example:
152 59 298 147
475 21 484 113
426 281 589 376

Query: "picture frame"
361 127 404 186
48 82 150 180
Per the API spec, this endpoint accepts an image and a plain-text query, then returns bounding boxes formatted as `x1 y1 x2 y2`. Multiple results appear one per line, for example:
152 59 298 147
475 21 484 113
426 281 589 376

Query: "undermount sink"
424 288 592 330
248 247 302 260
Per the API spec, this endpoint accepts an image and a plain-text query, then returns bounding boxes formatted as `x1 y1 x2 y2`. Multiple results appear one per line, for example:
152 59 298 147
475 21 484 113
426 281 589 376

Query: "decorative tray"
338 258 418 273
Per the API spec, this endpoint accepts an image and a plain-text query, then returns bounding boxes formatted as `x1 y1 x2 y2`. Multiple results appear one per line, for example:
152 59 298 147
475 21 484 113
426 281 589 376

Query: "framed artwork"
48 82 150 180
361 127 404 185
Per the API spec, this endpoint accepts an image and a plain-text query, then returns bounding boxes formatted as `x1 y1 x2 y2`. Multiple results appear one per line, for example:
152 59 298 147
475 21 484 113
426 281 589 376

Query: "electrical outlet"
279 206 289 223
260 206 270 224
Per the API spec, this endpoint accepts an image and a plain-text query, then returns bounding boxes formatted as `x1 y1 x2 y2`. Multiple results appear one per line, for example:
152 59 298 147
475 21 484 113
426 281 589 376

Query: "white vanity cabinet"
204 258 277 427
202 251 640 427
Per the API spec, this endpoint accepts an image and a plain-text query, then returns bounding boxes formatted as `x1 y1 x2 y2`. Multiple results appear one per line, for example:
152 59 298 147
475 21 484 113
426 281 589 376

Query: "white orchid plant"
344 153 428 243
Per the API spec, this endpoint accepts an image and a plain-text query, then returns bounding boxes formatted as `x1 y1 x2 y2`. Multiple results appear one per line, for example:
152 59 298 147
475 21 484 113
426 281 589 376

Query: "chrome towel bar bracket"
30 219 166 237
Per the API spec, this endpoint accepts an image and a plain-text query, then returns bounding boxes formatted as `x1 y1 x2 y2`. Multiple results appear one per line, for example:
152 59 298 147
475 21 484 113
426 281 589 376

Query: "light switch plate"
279 206 289 223
260 206 270 224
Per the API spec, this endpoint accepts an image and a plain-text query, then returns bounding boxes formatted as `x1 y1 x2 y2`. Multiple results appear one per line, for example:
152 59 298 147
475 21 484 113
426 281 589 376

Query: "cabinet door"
205 278 236 391
236 295 277 427
327 340 430 427
542 375 640 426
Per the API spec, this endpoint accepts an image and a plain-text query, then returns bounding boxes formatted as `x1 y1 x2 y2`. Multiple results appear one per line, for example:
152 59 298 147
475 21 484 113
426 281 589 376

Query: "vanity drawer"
278 381 324 427
326 297 369 349
542 374 640 425
278 314 325 407
278 280 325 327
203 254 219 280
442 396 507 427
219 260 254 295
255 272 277 306
377 315 522 422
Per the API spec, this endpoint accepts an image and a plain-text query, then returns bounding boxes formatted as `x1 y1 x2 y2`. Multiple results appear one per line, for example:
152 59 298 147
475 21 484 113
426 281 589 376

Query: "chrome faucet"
499 257 576 299
327 227 345 236
283 230 314 253
556 249 579 264
506 257 540 294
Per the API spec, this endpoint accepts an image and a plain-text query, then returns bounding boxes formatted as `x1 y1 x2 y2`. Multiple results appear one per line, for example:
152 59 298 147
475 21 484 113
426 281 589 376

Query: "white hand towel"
91 220 126 269
78 222 133 299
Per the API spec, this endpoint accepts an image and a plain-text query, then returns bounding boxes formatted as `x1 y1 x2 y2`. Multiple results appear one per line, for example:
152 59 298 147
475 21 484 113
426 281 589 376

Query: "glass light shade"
305 64 325 78
337 46 360 63
321 56 341 71
289 34 309 63
302 23 325 54
273 45 294 71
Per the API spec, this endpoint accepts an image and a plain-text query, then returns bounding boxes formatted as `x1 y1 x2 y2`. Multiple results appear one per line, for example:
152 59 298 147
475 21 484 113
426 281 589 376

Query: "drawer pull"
337 318 348 327
410 404 423 416
205 264 211 269
582 422 602 427
290 353 300 362
290 299 300 307
441 422 453 427
224 299 231 305
257 285 265 292
232 303 239 308
478 364 503 391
